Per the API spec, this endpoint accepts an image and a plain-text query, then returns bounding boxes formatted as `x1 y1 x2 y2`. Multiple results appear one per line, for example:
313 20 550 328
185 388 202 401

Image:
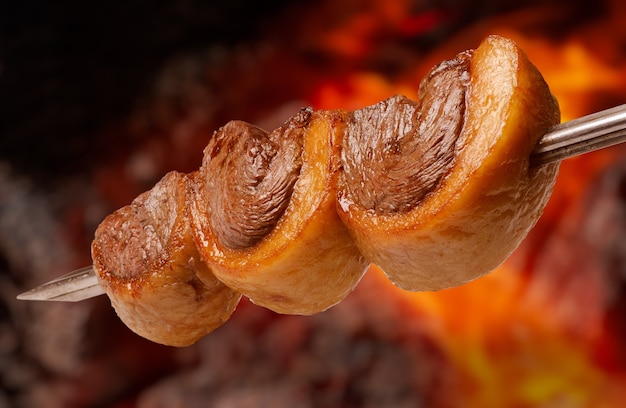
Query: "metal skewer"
16 104 626 303
17 266 104 302
532 103 626 166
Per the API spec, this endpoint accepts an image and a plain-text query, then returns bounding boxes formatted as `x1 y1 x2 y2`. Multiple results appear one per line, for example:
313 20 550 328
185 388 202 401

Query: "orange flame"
306 1 626 406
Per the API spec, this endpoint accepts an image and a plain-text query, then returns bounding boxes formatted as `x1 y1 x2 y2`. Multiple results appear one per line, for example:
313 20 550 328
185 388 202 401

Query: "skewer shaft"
531 104 626 166
16 266 103 302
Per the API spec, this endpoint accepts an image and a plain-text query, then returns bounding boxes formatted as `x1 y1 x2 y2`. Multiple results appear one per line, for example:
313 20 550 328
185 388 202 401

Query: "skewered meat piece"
189 109 369 315
338 35 560 291
90 35 560 346
92 171 241 346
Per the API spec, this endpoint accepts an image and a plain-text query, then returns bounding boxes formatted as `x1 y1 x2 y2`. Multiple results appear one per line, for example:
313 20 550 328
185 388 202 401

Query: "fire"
306 1 626 406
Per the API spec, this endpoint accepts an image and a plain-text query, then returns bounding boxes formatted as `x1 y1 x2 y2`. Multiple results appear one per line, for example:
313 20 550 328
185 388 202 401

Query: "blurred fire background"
1 0 625 407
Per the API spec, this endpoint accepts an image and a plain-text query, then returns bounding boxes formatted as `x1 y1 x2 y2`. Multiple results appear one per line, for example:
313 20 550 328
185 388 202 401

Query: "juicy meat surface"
92 171 241 346
342 52 472 214
202 109 311 249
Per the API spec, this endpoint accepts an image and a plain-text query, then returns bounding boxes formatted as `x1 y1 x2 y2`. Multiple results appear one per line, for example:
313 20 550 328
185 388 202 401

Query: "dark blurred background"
1 1 625 407
0 0 304 179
